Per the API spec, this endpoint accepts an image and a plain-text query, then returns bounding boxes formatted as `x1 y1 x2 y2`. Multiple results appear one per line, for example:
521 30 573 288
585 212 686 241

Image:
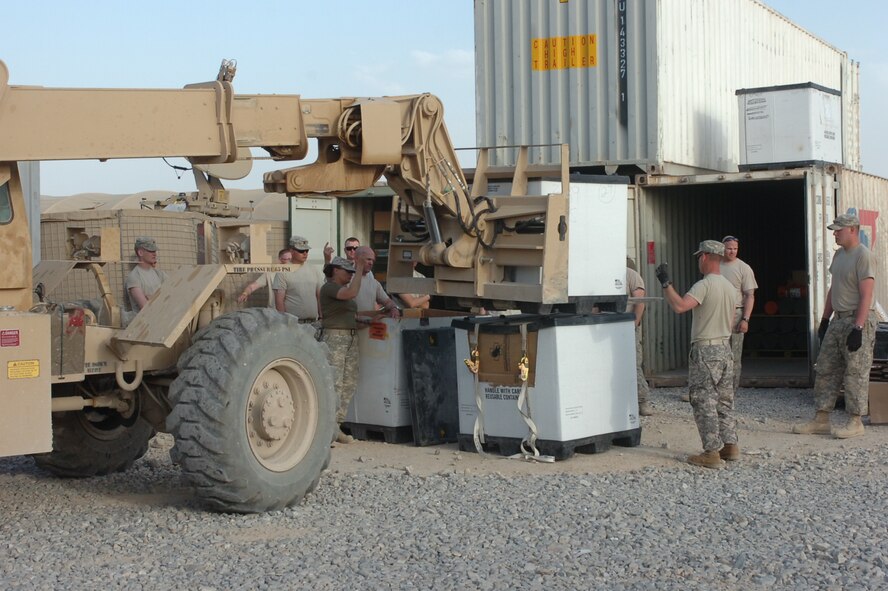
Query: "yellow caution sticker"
531 34 598 71
8 359 40 379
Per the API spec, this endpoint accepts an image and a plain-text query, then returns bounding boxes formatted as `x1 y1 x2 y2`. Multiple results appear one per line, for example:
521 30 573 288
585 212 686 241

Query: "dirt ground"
326 392 888 478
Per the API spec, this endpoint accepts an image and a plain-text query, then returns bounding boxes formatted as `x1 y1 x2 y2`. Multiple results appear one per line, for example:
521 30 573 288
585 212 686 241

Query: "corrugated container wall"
836 169 888 310
474 0 860 174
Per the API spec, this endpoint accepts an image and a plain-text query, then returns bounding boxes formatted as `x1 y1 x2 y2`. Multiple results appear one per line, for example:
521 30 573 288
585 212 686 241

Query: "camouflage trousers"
321 329 359 423
730 308 745 393
635 327 650 404
814 312 877 416
688 342 736 452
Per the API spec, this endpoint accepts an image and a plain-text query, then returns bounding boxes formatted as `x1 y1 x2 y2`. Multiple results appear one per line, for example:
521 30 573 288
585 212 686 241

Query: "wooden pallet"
457 428 642 461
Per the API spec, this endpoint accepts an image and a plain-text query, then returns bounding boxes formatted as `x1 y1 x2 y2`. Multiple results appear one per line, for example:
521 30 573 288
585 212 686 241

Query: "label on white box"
484 385 521 401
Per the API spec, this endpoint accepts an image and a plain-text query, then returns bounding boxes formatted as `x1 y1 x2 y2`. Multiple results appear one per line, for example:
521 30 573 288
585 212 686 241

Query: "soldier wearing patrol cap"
794 212 877 439
319 255 368 444
720 235 758 393
656 240 738 468
273 235 322 323
125 236 168 313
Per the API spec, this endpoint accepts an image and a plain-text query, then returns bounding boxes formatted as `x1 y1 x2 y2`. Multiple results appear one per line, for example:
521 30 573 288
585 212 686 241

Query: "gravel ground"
1 387 886 591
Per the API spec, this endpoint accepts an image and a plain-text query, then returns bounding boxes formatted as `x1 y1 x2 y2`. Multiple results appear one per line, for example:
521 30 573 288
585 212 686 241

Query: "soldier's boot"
832 415 865 439
336 429 355 444
719 443 740 461
638 401 654 416
687 451 725 469
791 411 832 435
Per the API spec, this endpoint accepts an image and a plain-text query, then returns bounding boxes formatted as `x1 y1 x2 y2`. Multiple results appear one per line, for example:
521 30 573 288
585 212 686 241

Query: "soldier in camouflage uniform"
318 256 366 444
656 240 738 468
794 213 876 439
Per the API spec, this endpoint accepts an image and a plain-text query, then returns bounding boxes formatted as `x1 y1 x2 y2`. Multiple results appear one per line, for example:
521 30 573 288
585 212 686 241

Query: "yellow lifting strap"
468 323 489 457
512 322 554 463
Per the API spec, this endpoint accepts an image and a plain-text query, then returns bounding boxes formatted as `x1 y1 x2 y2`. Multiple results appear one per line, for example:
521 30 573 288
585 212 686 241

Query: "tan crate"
869 382 888 424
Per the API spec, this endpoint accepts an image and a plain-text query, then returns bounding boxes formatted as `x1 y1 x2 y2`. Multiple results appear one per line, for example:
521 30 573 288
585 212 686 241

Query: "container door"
804 167 839 381
288 196 336 267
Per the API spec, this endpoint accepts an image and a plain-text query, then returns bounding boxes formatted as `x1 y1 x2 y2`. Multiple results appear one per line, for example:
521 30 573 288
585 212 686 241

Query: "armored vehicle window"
0 182 11 224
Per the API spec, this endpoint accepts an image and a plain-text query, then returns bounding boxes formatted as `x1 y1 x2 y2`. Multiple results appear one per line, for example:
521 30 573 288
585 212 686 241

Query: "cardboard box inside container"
373 210 391 231
868 381 888 424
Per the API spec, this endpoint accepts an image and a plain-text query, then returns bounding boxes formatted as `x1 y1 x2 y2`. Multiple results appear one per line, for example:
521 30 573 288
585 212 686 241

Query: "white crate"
738 83 843 168
455 314 639 442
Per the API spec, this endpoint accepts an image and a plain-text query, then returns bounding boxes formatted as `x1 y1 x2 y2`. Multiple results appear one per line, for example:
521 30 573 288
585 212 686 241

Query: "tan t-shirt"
720 258 758 308
829 244 876 313
356 272 391 312
124 265 168 312
625 267 645 314
272 265 322 319
687 273 735 343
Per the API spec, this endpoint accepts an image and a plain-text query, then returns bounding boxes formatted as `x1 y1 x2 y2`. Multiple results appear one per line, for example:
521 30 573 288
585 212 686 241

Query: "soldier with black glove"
657 241 738 469
655 262 671 288
793 213 877 439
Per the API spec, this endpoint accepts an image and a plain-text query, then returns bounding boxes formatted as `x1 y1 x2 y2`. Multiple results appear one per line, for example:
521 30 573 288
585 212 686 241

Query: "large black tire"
167 308 335 513
32 408 155 477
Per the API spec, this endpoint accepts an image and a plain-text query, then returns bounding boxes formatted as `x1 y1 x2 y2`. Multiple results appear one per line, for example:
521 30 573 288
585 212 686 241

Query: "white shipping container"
287 195 337 266
474 0 860 175
738 83 843 169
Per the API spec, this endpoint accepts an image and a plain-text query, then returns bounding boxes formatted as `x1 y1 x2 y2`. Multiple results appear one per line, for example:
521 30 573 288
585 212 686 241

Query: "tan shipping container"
634 165 888 388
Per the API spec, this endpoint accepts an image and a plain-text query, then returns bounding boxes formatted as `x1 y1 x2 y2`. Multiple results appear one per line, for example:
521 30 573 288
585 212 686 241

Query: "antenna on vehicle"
217 59 237 82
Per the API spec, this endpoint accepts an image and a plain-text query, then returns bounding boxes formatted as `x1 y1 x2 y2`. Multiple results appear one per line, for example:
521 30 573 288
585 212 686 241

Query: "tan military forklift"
0 56 637 510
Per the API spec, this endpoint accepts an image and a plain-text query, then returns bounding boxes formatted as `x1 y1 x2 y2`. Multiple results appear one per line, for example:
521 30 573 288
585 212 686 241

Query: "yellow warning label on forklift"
8 359 39 379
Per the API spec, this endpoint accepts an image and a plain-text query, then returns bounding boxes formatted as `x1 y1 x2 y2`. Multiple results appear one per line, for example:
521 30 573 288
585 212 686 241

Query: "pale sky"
3 1 885 196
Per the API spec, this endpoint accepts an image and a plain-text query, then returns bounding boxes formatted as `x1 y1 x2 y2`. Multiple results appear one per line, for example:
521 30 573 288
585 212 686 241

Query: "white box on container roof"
737 83 843 169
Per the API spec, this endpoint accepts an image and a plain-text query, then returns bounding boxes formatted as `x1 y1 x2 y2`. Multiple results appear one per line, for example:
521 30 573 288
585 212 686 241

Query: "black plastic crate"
875 323 888 360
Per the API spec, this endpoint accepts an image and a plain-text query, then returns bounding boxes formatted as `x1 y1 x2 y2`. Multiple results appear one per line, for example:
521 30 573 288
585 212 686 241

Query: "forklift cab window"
0 182 11 224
